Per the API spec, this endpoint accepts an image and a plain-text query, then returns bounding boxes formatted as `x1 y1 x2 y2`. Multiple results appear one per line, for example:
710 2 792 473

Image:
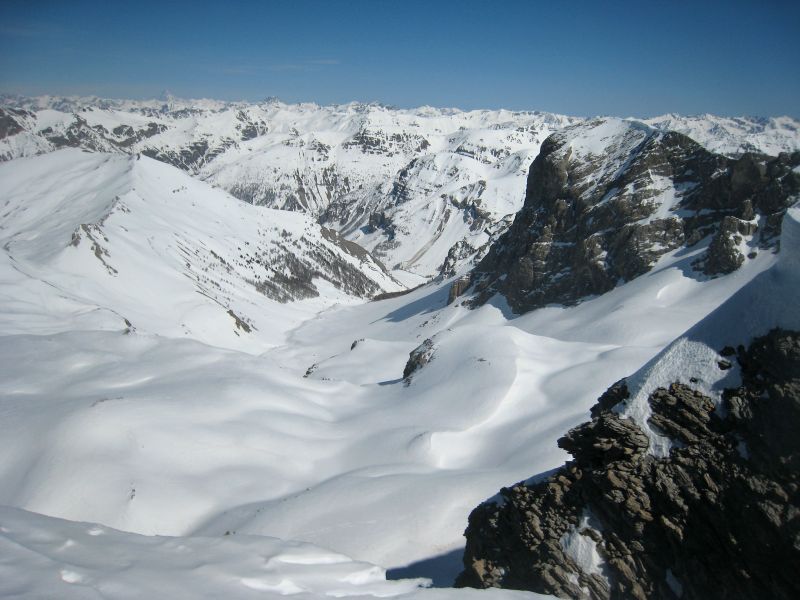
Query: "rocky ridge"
456 328 800 599
467 118 800 313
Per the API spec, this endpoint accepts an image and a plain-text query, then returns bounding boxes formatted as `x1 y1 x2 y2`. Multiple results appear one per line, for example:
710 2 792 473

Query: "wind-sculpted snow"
1 104 799 597
0 506 554 599
0 150 783 595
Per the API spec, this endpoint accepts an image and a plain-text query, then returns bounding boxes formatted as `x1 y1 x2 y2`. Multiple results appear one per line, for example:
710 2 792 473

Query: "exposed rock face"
457 329 800 600
447 275 472 305
403 338 436 383
0 107 26 139
699 215 748 275
471 119 800 313
246 230 397 303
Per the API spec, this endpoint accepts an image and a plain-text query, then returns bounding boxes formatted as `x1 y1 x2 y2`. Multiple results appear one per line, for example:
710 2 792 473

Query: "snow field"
0 505 552 599
1 137 797 597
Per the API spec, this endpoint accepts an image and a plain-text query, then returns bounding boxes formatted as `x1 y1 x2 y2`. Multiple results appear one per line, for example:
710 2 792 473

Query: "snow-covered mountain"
3 94 798 282
0 95 581 281
645 113 800 157
469 117 800 313
1 96 799 599
0 149 401 353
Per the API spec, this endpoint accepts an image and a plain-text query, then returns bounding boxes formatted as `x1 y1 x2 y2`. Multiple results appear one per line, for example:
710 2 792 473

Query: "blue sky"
1 0 797 117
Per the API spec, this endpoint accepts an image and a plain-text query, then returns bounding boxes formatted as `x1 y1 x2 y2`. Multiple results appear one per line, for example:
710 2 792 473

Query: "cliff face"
469 119 800 313
456 328 800 600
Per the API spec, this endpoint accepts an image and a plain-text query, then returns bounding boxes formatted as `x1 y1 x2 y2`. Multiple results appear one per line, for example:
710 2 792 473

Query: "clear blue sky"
1 0 798 117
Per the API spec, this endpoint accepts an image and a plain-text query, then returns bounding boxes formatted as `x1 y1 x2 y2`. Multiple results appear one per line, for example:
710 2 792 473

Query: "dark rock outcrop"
457 329 800 600
141 137 236 173
0 107 26 140
698 215 749 275
447 275 472 305
403 338 436 383
471 120 800 313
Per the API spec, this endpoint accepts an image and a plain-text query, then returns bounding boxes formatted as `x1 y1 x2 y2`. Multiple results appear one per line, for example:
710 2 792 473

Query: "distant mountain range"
2 95 798 283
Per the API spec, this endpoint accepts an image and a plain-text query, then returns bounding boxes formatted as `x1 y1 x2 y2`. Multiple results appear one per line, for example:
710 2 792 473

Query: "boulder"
403 338 436 383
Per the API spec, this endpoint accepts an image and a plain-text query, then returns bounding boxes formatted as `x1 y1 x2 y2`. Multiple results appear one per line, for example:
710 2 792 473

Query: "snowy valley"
1 95 799 599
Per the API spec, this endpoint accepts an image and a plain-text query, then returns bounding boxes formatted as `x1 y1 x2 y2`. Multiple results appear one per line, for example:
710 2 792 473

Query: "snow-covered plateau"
0 96 798 599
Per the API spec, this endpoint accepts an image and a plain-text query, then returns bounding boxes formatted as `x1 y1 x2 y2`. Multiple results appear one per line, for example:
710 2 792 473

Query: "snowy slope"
0 96 579 278
1 100 799 598
1 506 551 599
0 252 772 575
0 151 788 591
644 113 800 157
0 149 401 353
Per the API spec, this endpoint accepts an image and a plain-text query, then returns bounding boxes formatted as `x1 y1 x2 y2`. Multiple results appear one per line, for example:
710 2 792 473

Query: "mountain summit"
468 118 800 312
